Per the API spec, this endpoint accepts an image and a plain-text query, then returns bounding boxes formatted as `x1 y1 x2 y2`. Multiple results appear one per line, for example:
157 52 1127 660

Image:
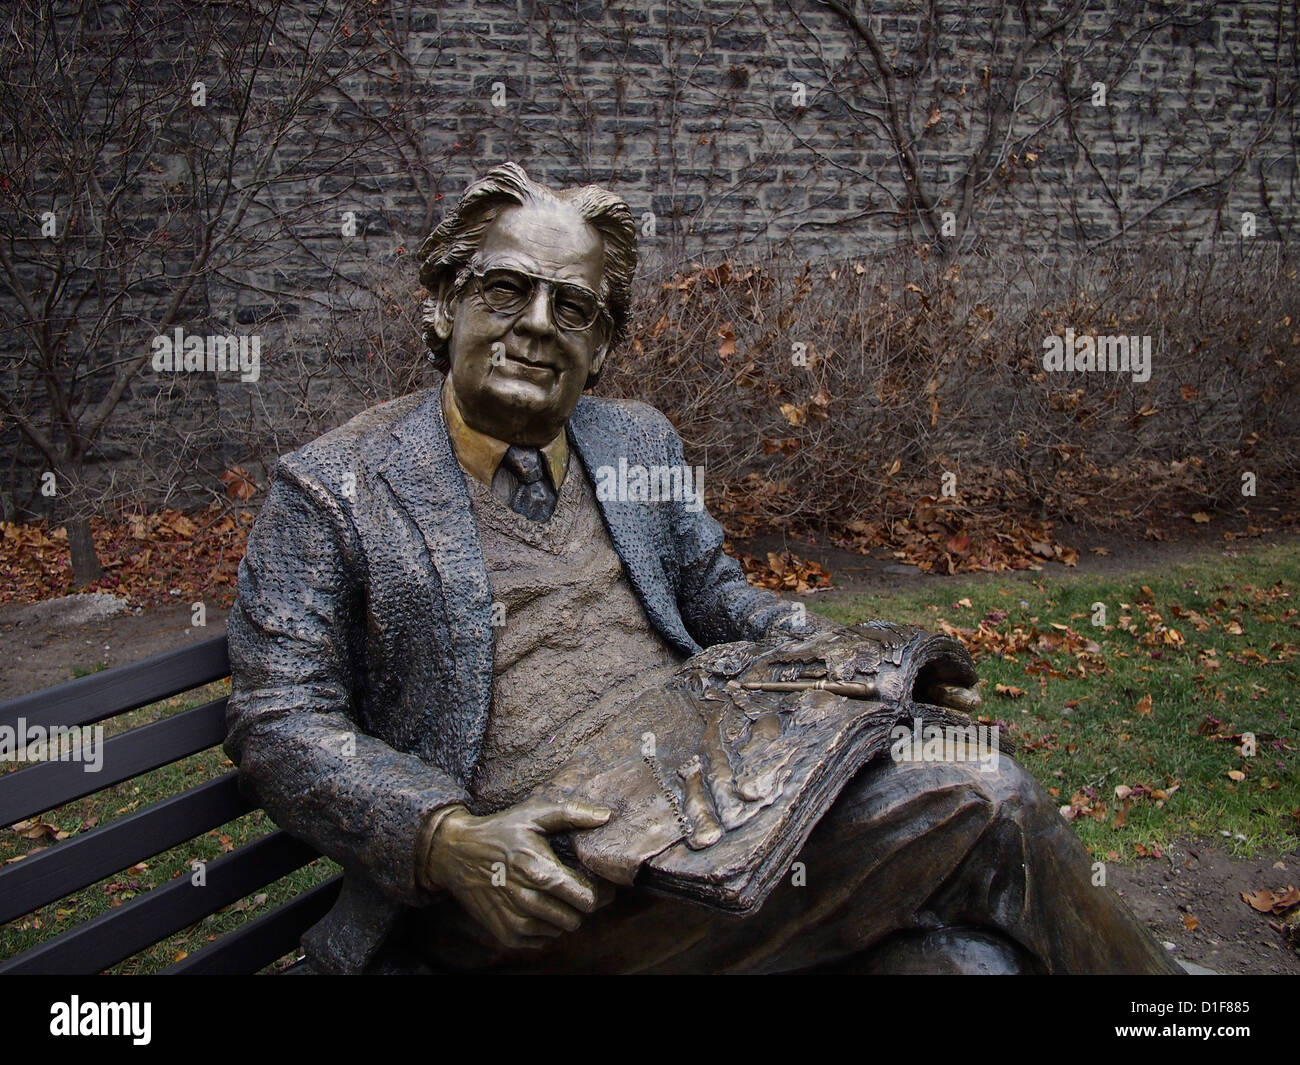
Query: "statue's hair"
417 162 637 388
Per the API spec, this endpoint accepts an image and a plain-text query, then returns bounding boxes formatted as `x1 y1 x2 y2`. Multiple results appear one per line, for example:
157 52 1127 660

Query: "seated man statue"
225 162 1181 974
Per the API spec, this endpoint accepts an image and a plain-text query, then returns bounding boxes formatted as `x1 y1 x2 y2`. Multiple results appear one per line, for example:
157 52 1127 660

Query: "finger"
509 885 585 932
514 850 568 889
513 850 602 913
526 799 615 833
500 909 566 940
543 864 603 914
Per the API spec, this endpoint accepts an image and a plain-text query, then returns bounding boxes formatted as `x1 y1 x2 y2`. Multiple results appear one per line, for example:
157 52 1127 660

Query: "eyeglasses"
468 266 605 332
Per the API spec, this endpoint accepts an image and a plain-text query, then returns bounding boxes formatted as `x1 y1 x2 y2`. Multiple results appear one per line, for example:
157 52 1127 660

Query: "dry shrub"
93 242 1298 550
601 244 1299 536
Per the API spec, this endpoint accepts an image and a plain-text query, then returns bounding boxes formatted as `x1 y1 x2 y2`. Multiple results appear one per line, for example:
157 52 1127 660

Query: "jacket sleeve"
224 458 470 906
654 413 834 647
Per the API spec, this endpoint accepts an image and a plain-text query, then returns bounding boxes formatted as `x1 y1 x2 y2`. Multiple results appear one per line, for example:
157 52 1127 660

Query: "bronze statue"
225 163 1182 974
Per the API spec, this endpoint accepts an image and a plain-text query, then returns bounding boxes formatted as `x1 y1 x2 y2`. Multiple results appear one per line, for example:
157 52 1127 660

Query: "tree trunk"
65 515 102 587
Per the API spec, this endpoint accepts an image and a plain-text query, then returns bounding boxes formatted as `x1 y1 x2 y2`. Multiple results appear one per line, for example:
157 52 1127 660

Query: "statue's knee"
880 752 1050 824
983 755 1058 824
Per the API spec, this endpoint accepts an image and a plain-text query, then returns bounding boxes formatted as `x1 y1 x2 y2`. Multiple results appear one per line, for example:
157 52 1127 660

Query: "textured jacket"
224 380 809 972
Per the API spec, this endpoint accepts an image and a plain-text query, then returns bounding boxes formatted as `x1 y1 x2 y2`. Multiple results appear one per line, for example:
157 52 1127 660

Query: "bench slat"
0 773 253 925
0 634 230 730
0 829 320 975
0 697 228 826
165 876 342 975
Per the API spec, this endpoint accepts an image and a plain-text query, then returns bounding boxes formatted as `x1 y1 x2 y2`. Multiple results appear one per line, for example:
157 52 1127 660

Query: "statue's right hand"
420 798 614 950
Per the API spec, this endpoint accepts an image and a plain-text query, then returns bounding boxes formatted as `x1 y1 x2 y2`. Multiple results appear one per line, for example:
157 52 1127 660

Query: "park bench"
0 633 339 974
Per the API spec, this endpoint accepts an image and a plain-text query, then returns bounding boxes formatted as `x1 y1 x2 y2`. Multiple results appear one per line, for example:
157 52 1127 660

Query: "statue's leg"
722 754 1183 974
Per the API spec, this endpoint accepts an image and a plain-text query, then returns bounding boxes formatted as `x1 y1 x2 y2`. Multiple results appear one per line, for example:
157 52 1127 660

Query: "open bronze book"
535 620 992 914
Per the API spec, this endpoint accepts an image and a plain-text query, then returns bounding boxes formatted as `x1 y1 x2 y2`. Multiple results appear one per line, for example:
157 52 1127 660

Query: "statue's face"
445 201 608 446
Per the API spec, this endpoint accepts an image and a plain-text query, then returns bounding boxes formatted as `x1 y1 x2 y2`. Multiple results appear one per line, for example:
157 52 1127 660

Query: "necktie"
501 445 558 522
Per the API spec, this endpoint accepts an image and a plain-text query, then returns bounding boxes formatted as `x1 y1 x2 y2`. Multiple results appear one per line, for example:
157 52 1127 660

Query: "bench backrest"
0 635 340 974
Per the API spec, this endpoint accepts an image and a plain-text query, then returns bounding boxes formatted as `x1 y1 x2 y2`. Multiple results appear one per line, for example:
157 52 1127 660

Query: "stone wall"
2 0 1297 519
301 0 1297 261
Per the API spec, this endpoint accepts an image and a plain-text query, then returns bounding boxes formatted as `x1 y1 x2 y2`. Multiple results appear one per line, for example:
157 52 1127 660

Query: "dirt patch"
0 600 229 701
1108 841 1300 975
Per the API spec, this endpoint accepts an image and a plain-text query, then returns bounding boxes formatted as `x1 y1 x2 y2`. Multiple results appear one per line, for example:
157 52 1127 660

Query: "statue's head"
418 162 637 446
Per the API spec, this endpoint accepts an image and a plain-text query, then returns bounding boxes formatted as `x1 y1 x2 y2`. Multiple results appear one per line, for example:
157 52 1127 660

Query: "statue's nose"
515 282 557 337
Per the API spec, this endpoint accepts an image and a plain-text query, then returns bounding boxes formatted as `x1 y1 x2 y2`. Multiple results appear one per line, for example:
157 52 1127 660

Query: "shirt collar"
441 377 569 490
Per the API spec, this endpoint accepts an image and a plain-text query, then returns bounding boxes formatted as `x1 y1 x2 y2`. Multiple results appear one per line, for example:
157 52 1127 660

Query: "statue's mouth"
500 349 557 378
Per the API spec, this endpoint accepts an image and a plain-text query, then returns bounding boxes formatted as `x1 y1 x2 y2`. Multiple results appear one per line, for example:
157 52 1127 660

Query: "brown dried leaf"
717 323 736 360
219 466 258 502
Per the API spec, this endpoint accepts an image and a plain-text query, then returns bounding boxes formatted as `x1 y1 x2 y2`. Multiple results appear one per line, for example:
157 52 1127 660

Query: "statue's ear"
586 318 611 385
429 274 458 340
590 339 609 378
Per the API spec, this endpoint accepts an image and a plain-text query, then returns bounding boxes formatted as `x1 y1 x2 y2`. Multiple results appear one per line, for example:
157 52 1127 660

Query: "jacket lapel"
375 382 495 782
568 399 700 656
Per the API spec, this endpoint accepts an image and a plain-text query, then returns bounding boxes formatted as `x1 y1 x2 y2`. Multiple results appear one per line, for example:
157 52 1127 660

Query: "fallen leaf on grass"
1227 769 1246 782
232 892 269 913
1134 693 1152 716
994 683 1027 698
6 849 43 863
9 819 68 842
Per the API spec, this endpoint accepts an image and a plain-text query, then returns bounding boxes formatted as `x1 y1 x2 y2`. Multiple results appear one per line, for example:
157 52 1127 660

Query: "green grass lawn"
814 541 1299 861
2 540 1295 972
